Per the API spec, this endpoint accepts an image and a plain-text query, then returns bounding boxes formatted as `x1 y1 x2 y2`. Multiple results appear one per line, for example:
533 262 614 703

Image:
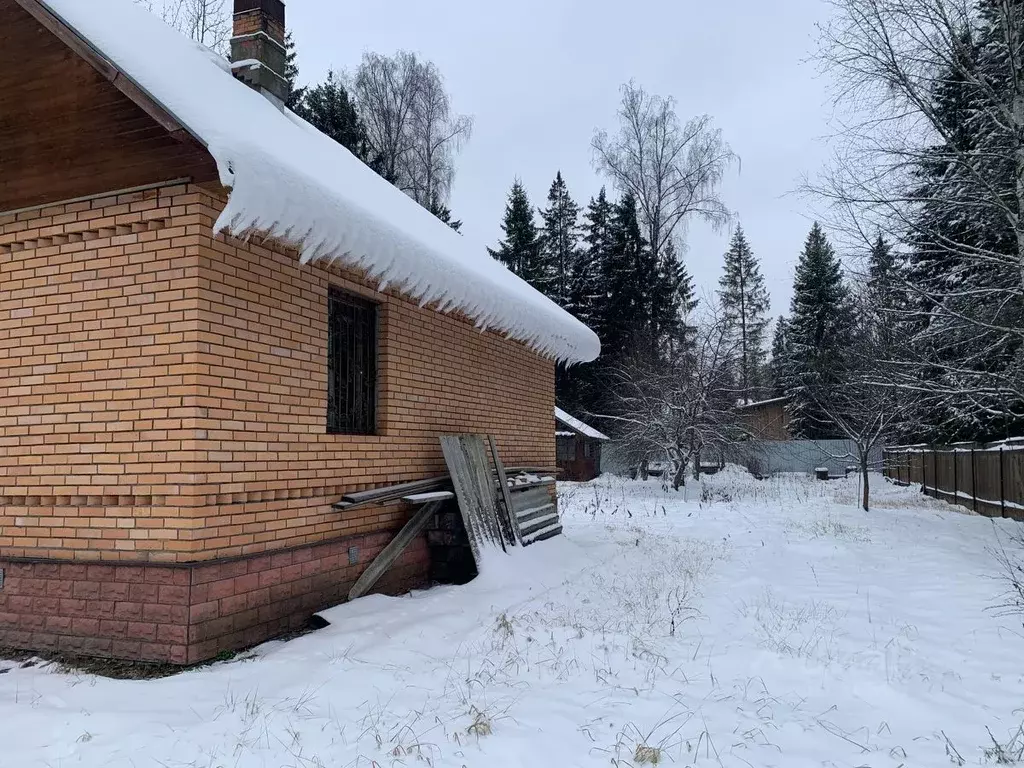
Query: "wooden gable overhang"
1 0 218 212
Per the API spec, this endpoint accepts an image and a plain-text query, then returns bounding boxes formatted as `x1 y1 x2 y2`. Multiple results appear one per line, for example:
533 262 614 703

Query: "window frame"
326 286 379 436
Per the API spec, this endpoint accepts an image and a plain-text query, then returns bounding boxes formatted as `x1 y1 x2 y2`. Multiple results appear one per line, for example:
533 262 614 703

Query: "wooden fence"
883 443 1024 520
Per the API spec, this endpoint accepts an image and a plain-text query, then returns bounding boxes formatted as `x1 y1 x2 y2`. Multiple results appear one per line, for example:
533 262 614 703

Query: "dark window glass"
327 288 377 435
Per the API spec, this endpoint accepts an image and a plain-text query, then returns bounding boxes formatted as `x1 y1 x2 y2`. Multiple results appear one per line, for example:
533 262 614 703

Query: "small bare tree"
136 0 230 54
352 51 473 211
803 290 916 511
601 307 741 490
592 82 734 262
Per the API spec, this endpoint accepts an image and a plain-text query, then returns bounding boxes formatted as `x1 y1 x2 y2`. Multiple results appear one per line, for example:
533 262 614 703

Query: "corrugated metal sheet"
727 440 884 476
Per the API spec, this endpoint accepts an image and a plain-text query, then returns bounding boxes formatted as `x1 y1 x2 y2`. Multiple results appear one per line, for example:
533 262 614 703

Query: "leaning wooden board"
348 500 444 600
440 435 513 564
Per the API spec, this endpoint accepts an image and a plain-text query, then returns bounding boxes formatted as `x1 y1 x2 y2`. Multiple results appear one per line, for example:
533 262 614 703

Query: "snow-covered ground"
5 470 1024 767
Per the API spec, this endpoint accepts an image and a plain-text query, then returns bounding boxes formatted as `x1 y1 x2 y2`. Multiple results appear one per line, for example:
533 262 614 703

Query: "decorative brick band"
0 495 165 508
0 218 167 253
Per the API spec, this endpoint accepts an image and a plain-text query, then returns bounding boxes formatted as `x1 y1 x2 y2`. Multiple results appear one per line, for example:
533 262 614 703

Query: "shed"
0 0 599 665
737 396 791 441
555 408 609 481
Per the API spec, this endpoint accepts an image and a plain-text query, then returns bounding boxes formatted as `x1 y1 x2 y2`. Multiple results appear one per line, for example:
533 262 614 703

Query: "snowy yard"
5 470 1024 767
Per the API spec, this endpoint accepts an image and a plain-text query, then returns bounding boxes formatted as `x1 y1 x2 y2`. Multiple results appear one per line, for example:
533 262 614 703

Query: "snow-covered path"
4 471 1024 767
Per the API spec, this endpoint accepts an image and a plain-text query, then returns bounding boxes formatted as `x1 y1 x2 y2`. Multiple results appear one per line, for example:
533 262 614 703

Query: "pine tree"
537 172 582 305
489 181 542 285
783 223 856 439
718 225 770 403
769 316 790 398
293 71 370 162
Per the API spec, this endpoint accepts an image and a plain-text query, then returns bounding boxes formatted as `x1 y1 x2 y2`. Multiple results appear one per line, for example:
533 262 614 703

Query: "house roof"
736 396 789 411
33 0 601 364
555 407 609 441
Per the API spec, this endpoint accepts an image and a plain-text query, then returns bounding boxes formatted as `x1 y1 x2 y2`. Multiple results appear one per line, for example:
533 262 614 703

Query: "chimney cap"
234 0 285 25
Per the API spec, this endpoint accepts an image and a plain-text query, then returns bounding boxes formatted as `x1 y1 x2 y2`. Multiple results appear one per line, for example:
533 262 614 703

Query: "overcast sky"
289 0 837 319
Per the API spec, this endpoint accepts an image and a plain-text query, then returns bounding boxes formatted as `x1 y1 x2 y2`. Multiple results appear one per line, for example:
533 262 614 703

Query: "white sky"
288 0 838 319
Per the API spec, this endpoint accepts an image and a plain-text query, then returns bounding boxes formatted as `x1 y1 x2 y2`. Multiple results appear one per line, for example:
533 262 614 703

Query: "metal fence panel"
726 439 884 476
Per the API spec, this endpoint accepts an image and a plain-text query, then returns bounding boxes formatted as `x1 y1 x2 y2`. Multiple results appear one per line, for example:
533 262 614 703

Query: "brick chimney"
230 0 290 106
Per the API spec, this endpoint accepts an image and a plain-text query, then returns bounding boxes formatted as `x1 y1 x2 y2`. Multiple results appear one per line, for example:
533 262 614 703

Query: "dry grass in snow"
3 468 1024 767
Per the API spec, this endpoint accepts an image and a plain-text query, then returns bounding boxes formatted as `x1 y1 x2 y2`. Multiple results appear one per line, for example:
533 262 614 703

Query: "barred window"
327 288 377 435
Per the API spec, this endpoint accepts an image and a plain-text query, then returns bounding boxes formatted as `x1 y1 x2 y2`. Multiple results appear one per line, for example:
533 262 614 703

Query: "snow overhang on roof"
36 0 601 364
554 407 609 441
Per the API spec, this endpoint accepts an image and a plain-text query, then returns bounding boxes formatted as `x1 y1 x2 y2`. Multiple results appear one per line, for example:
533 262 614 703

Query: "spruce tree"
573 187 613 330
718 225 770 403
652 241 697 359
293 71 370 162
283 32 305 110
538 172 581 305
601 192 649 363
784 223 855 439
559 188 614 415
769 316 790 398
489 181 542 285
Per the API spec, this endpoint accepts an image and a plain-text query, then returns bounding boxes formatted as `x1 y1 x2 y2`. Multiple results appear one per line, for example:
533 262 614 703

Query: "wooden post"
971 445 978 513
1000 447 1007 518
953 448 958 504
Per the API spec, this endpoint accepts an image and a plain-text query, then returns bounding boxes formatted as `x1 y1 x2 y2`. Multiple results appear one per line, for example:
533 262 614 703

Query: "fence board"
884 444 1024 519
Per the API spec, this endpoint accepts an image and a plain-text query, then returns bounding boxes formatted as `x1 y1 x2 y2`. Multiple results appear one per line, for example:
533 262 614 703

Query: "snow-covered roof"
736 396 789 411
555 407 609 441
37 0 600 364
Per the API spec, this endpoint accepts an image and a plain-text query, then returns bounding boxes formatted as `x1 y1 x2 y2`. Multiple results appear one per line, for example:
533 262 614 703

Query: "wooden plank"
402 491 455 504
516 504 556 526
348 501 442 600
488 434 522 546
342 476 451 504
521 517 561 539
508 477 557 492
440 435 508 564
511 487 554 512
526 524 563 545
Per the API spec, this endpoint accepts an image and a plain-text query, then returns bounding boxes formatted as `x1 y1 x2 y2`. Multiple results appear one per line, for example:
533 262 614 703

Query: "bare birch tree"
352 51 473 212
592 82 735 261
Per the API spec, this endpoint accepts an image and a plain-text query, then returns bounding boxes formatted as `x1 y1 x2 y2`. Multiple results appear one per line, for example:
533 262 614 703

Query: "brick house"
0 0 599 664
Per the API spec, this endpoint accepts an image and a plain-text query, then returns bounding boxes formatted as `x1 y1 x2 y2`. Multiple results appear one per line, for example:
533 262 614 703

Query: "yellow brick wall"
0 183 557 562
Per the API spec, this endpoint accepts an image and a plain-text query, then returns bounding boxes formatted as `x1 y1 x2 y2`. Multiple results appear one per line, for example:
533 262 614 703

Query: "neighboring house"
555 408 609 481
737 397 791 441
0 0 599 664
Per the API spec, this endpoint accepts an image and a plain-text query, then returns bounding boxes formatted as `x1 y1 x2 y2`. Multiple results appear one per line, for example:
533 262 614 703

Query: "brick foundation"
0 527 429 664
